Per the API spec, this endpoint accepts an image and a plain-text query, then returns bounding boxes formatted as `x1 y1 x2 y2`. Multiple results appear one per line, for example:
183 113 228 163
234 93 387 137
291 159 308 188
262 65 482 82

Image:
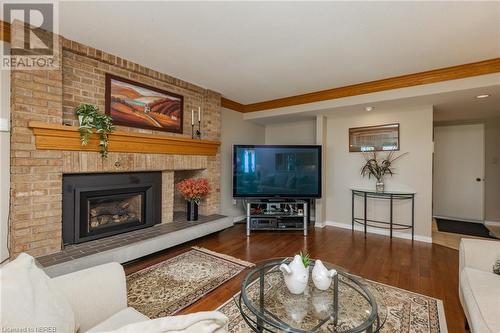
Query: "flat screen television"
233 145 322 198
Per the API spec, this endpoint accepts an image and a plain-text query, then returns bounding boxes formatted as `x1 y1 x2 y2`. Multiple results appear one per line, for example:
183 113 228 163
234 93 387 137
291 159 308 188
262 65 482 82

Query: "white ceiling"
59 1 500 104
433 87 500 123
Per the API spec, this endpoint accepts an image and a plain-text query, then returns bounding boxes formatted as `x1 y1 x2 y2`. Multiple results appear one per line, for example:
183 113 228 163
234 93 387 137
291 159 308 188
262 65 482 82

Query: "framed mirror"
349 123 400 152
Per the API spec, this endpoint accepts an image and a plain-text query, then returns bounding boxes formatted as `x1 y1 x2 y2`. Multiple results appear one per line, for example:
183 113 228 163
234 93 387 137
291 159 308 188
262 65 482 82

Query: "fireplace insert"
62 172 161 245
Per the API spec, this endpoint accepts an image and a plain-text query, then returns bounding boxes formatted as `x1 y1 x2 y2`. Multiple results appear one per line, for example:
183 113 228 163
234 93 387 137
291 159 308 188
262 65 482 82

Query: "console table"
351 188 416 240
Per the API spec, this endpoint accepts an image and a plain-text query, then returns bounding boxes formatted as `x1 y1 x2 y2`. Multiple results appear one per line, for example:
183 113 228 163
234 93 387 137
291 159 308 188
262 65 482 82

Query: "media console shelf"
246 200 308 236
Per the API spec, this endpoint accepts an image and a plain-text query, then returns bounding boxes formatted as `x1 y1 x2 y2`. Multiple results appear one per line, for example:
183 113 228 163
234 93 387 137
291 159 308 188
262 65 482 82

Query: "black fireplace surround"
62 172 161 245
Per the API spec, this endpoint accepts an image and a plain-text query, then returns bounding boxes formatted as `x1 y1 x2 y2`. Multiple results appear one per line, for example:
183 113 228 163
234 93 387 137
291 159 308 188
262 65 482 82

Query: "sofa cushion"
92 311 228 333
0 253 77 333
86 307 149 333
460 267 500 332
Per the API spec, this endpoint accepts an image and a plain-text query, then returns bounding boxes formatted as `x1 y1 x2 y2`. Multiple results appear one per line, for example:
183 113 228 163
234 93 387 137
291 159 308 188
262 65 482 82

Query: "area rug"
436 218 495 239
217 274 447 333
127 247 254 318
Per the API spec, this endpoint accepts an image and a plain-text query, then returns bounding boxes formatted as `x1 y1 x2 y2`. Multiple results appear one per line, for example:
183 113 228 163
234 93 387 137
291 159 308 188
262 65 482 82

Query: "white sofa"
1 254 228 333
54 262 148 332
459 239 500 333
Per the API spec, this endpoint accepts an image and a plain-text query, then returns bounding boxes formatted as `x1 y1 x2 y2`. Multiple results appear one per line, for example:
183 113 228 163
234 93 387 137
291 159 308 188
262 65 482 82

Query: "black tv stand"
246 199 308 236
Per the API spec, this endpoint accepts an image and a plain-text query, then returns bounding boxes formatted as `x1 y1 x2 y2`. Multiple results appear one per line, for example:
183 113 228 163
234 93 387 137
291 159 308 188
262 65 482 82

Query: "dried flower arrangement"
360 151 408 182
176 178 211 204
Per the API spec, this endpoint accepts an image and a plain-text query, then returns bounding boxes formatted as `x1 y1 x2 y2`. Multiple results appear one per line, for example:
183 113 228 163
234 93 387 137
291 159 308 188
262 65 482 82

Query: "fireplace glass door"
87 192 144 233
78 188 148 242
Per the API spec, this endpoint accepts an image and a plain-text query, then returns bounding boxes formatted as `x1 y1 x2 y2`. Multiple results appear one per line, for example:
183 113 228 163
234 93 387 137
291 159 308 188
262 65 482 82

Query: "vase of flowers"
176 178 211 221
361 151 407 192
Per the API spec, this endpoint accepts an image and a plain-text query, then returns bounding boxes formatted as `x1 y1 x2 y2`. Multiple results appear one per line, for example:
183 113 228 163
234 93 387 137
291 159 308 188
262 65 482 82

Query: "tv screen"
233 145 322 198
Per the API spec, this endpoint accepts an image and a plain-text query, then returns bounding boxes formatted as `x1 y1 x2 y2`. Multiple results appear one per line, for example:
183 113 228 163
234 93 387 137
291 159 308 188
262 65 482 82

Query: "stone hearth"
38 213 232 277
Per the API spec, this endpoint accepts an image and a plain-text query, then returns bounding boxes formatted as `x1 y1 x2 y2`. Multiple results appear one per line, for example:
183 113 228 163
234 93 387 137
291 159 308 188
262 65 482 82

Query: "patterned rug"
217 273 448 333
127 247 254 318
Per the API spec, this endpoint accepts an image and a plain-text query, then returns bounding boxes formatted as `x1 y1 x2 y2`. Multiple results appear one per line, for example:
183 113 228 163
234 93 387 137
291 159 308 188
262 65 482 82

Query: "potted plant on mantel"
361 151 407 192
75 104 115 159
176 178 211 221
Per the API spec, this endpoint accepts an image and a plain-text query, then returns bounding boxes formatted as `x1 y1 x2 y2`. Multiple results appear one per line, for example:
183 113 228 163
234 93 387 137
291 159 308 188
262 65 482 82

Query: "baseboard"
433 215 483 224
233 215 246 223
485 220 500 226
325 221 432 243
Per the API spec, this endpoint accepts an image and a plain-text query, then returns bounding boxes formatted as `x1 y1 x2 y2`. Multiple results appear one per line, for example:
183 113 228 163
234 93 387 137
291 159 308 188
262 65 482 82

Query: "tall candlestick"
198 106 201 122
191 109 194 125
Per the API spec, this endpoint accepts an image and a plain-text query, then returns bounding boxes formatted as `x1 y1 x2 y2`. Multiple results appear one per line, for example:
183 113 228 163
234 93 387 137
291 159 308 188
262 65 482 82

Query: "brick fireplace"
9 27 222 258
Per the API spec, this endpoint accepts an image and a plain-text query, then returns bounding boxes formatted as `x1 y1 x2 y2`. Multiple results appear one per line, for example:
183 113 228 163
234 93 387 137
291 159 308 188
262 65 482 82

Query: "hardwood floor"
124 224 466 333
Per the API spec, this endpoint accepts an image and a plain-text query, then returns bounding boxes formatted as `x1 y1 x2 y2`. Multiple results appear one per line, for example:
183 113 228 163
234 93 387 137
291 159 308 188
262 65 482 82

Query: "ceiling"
433 87 500 123
59 1 500 104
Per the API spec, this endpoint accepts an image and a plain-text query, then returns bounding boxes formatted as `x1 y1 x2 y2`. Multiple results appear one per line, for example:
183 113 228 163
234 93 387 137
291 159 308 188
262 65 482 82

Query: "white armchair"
459 239 500 333
0 254 228 333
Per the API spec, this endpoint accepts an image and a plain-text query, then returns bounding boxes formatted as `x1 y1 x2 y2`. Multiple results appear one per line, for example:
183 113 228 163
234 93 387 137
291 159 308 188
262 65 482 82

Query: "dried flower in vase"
175 178 211 204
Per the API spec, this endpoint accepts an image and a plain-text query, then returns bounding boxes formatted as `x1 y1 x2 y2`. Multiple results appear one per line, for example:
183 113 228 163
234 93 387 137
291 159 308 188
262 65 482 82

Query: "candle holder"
191 120 201 139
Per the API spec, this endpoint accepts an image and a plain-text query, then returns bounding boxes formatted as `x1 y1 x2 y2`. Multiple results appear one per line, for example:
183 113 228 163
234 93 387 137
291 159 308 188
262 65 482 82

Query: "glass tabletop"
237 258 387 333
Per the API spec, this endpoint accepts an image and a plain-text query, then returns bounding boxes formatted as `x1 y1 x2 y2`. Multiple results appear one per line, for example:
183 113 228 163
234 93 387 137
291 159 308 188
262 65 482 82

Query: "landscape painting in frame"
105 74 183 133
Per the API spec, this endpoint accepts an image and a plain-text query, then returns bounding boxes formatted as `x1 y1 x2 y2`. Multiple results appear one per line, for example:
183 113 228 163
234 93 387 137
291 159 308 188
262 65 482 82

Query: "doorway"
433 124 485 222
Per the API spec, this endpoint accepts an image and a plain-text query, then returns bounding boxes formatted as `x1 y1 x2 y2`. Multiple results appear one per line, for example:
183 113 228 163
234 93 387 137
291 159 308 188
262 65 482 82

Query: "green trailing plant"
361 151 408 182
75 104 115 159
298 251 311 268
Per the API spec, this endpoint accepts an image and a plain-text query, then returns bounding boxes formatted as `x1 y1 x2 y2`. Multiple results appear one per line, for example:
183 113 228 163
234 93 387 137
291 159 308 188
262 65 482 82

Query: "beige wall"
221 106 433 239
265 119 316 144
220 108 265 220
485 118 500 222
0 62 10 262
325 105 434 240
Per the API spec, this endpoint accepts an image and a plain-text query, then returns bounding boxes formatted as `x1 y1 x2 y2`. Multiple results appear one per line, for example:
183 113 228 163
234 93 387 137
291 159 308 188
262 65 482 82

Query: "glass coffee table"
237 258 387 333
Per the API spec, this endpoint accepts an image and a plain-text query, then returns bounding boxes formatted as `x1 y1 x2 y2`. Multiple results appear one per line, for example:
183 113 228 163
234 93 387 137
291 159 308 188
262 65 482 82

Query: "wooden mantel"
28 122 220 156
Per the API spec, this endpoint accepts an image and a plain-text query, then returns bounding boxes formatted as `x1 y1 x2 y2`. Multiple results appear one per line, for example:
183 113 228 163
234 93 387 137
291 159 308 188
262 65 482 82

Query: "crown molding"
221 97 246 113
223 58 500 113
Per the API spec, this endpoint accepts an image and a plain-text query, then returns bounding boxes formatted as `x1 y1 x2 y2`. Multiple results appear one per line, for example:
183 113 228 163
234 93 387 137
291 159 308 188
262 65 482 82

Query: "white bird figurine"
312 259 337 290
279 255 309 294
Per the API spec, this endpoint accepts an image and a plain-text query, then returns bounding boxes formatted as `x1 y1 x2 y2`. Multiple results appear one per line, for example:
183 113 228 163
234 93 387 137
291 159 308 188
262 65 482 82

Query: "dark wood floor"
124 224 466 333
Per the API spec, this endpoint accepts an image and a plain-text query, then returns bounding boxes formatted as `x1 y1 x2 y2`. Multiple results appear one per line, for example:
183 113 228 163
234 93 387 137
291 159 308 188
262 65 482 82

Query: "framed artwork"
105 74 184 133
349 123 400 152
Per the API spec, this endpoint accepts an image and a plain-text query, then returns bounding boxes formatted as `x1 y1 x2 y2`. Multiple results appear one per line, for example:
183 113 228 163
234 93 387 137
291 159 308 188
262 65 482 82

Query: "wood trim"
0 20 11 43
221 97 246 113
28 122 220 156
222 58 500 113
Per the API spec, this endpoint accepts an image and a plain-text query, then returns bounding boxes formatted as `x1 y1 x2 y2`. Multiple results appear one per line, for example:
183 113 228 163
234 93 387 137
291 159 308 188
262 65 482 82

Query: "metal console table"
351 188 416 241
